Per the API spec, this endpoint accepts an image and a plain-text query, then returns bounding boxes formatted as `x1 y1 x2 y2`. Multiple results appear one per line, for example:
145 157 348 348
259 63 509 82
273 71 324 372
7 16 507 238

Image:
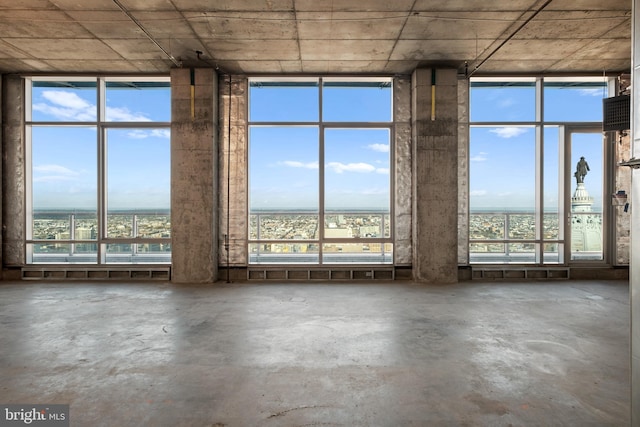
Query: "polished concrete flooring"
0 279 629 426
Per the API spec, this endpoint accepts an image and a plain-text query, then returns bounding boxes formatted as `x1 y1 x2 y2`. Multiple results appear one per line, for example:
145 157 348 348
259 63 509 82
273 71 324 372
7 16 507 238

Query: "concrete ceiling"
0 0 631 75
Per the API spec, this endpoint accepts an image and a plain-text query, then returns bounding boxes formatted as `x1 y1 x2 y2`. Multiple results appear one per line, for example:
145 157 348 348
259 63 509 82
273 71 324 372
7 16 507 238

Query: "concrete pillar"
170 68 218 283
395 75 412 266
411 68 458 283
218 76 248 279
2 75 25 273
457 77 470 266
632 1 640 423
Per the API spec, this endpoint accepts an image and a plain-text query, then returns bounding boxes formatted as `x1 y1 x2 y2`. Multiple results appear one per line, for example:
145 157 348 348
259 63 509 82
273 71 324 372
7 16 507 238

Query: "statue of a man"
574 156 590 184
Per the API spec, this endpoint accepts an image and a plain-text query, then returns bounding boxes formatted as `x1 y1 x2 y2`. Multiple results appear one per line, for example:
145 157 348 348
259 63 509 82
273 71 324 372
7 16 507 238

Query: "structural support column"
170 68 218 283
631 1 640 423
411 68 458 283
2 75 25 275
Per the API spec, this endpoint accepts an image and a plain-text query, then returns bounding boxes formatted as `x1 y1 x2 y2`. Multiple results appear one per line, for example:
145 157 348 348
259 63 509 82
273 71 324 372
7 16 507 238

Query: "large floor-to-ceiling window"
25 77 171 264
469 77 611 264
248 77 393 264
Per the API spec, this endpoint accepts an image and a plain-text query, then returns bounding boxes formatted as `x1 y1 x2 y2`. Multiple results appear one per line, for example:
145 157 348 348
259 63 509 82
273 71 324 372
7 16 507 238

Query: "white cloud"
33 164 80 182
367 143 390 153
326 162 376 174
281 160 319 169
127 129 170 139
32 90 152 122
106 106 151 122
470 152 488 162
578 88 605 97
470 190 487 196
33 90 95 121
498 98 516 108
490 127 528 139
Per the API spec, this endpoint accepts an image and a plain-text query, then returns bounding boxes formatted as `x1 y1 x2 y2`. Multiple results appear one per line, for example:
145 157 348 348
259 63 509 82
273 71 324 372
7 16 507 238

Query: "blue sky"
249 81 392 211
30 83 170 210
469 80 607 211
30 78 607 213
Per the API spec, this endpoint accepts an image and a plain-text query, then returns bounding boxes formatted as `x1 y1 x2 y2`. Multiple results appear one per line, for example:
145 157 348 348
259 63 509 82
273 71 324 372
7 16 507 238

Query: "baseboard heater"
21 267 170 280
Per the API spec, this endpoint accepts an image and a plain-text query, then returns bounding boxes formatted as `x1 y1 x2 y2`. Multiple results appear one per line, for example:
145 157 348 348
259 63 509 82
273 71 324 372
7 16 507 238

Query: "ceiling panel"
0 0 630 75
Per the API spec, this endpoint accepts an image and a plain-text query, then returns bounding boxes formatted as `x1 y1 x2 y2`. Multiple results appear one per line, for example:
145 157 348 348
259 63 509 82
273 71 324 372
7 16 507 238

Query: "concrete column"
394 76 412 266
218 76 248 280
632 1 640 423
2 75 25 273
457 77 470 266
411 68 458 283
170 68 218 283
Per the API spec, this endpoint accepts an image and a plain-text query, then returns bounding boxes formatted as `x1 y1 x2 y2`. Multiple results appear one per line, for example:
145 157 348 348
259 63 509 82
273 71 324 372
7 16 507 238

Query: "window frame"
247 76 395 265
468 76 612 266
25 76 171 265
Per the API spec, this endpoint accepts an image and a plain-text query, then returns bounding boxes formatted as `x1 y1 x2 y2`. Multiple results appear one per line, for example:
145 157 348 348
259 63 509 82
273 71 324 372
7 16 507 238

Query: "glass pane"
507 214 535 239
28 243 97 264
469 243 506 263
105 243 171 264
106 128 171 238
33 212 70 240
251 213 319 240
570 132 603 261
470 80 535 122
136 214 171 238
469 213 506 240
544 242 563 264
249 80 319 122
32 126 97 237
322 243 393 264
325 214 384 238
31 80 97 122
544 80 607 122
543 126 561 242
105 80 170 122
324 128 390 216
248 243 320 264
469 126 536 211
249 126 319 211
322 80 392 122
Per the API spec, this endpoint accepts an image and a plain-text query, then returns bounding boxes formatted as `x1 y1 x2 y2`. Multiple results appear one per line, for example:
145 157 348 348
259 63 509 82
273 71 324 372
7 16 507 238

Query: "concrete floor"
0 280 629 426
